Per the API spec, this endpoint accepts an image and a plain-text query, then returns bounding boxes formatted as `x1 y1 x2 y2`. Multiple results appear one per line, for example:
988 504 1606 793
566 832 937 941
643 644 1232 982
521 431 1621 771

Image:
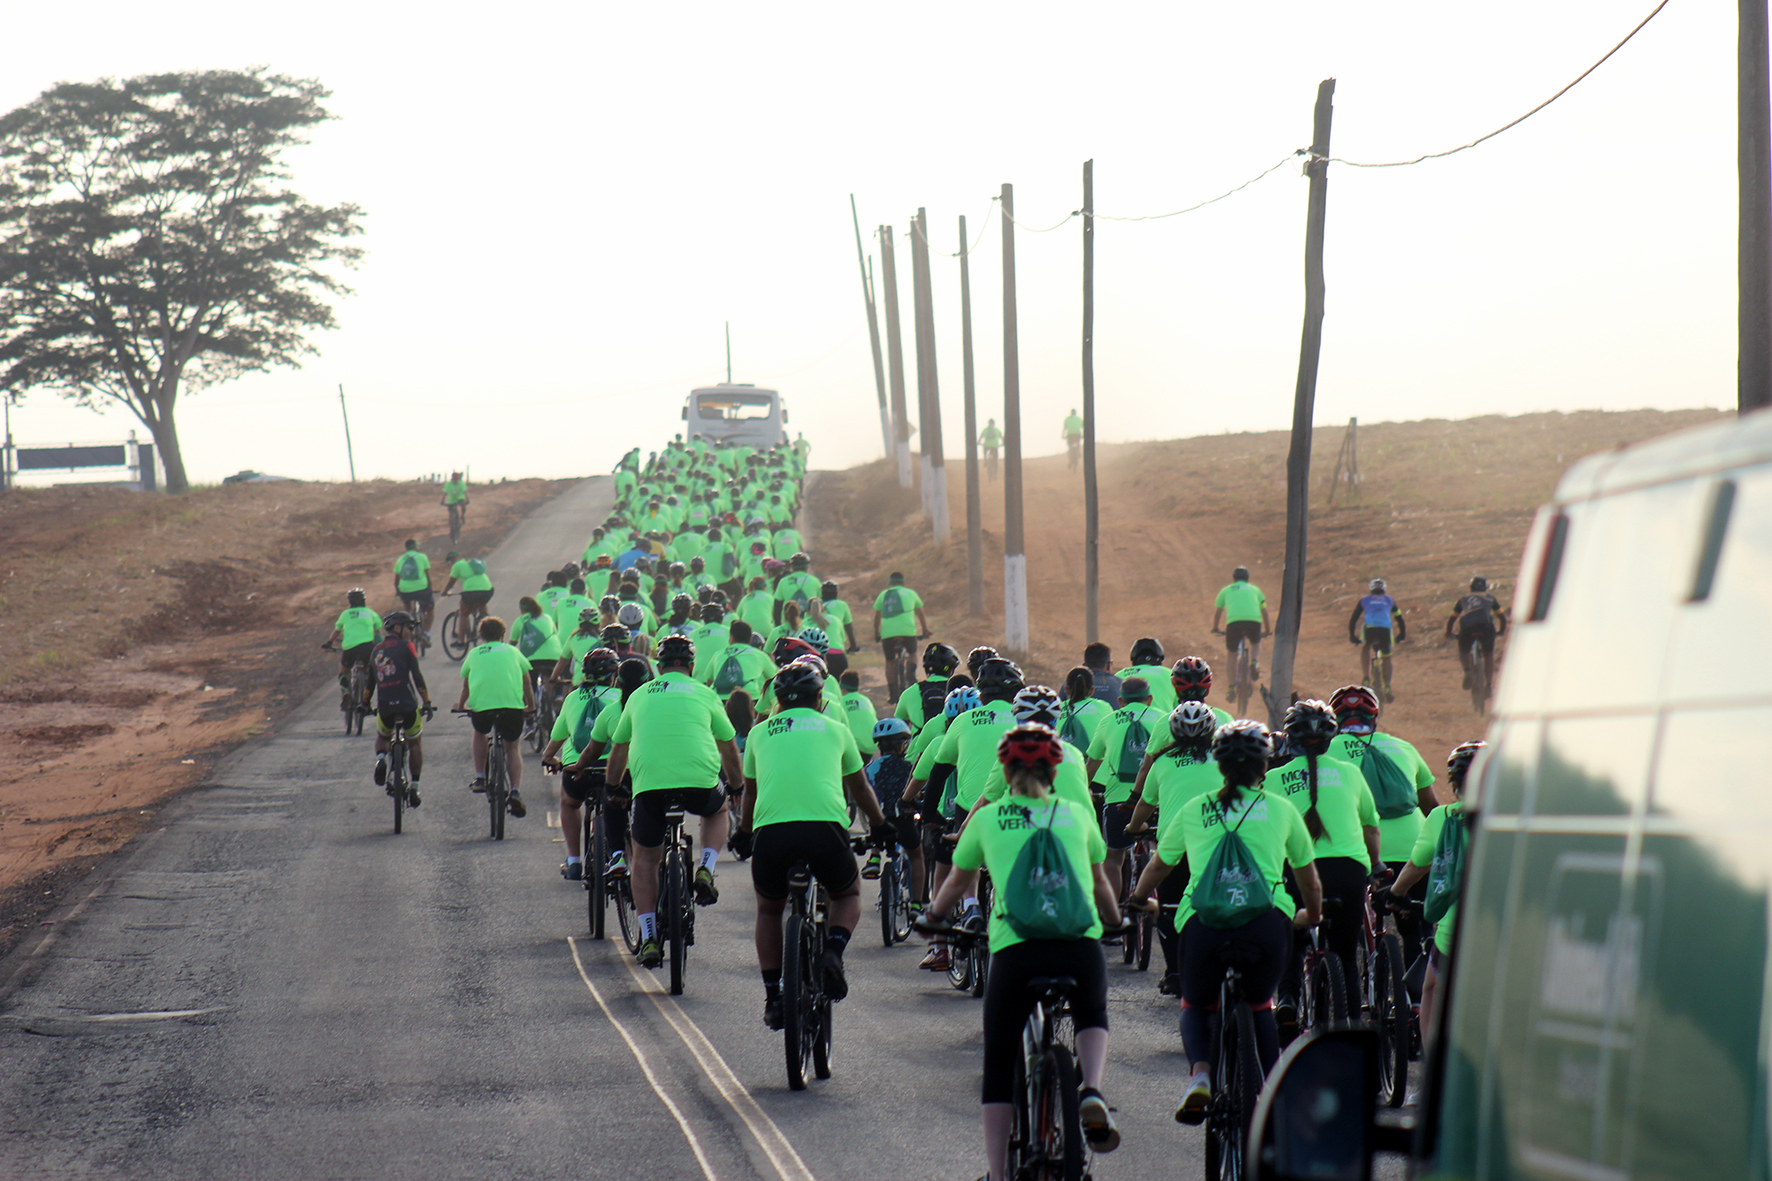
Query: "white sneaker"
1175 1070 1212 1125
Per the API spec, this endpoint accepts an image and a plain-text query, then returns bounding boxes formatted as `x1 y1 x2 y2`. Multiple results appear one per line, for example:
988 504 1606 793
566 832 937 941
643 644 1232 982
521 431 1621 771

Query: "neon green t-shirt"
1085 703 1165 802
930 700 1017 812
978 740 1093 811
552 594 597 637
737 591 775 635
704 643 776 701
818 599 854 634
770 529 804 561
1116 665 1178 714
1062 414 1084 438
980 426 1003 447
954 796 1105 953
334 607 381 649
461 641 528 711
1261 754 1379 870
774 571 820 607
1410 803 1462 954
560 629 601 685
910 711 951 771
873 585 924 639
552 683 621 765
1142 748 1221 848
1159 788 1314 931
443 478 468 505
514 611 562 661
450 558 493 593
841 691 879 756
536 585 568 617
742 707 863 828
1215 581 1266 624
1329 730 1434 862
609 671 736 795
1054 697 1112 751
702 541 739 583
393 550 431 593
688 623 732 680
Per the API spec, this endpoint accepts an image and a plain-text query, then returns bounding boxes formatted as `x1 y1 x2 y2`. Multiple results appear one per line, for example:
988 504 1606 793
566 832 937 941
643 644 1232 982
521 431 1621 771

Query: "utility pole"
880 227 914 487
1081 159 1100 643
959 214 985 614
725 321 732 383
1743 0 1772 411
851 195 894 454
338 382 358 482
1268 79 1336 727
911 208 951 542
1001 183 1029 658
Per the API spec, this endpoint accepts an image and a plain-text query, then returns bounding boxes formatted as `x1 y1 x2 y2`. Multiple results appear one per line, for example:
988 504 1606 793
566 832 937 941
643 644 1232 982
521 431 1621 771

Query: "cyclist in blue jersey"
1347 578 1406 702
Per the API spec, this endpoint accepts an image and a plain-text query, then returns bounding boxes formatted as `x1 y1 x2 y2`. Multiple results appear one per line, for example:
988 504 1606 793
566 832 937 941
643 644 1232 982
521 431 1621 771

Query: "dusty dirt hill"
0 477 572 955
806 409 1727 792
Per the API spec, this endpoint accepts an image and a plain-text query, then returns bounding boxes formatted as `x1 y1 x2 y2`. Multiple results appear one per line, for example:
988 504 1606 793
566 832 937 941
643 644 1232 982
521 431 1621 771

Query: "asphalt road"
0 477 1242 1181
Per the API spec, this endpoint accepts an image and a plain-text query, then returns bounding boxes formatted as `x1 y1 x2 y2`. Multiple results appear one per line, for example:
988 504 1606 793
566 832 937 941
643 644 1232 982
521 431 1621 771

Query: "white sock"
963 896 979 911
639 912 657 940
566 855 581 865
700 847 719 872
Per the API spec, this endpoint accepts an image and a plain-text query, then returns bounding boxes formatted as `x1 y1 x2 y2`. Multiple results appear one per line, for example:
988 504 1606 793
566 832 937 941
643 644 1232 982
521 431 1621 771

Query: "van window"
1665 465 1772 702
1687 480 1736 602
695 394 774 421
1531 715 1654 817
1527 512 1569 622
1473 718 1541 815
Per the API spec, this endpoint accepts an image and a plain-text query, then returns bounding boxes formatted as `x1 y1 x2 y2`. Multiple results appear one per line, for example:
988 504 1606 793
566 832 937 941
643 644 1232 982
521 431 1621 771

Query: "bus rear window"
695 396 774 421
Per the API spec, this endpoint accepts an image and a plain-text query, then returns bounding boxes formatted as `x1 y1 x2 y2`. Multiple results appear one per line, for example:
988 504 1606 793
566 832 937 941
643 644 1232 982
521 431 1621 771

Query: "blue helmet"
944 685 982 719
872 716 913 741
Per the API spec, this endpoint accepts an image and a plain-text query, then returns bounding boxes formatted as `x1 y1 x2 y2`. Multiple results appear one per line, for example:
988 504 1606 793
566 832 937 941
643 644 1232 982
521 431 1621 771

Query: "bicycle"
1213 630 1257 717
398 595 432 657
384 706 432 833
569 765 628 943
1362 635 1394 706
1202 945 1267 1181
439 592 486 662
876 827 915 948
885 644 917 704
1066 435 1081 470
782 857 835 1090
1467 634 1493 713
1296 908 1349 1037
948 868 993 998
446 500 466 544
527 673 559 754
654 808 696 996
323 643 372 735
1118 834 1156 971
1352 882 1411 1108
454 709 509 840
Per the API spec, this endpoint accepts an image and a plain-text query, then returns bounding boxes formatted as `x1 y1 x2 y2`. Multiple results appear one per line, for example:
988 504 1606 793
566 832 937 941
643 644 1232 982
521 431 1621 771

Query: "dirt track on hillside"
806 409 1726 791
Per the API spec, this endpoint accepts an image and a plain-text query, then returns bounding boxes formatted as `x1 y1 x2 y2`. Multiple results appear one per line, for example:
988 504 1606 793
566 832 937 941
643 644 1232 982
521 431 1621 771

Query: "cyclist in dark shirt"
1082 642 1122 706
1445 577 1508 689
371 611 432 803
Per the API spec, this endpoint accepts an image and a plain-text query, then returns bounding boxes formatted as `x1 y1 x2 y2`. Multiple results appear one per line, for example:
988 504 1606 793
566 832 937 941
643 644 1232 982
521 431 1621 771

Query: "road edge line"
566 937 723 1181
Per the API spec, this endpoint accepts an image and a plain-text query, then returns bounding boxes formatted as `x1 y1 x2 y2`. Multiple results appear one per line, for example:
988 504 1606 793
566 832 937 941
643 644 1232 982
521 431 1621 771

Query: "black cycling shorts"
1100 797 1139 851
1224 620 1262 655
881 635 918 662
1457 628 1496 658
470 707 524 742
342 641 375 668
400 588 434 609
1362 626 1393 655
750 821 859 902
630 786 725 848
890 813 919 852
1179 908 1291 1009
560 764 605 805
460 588 495 612
375 707 423 738
982 940 1108 1103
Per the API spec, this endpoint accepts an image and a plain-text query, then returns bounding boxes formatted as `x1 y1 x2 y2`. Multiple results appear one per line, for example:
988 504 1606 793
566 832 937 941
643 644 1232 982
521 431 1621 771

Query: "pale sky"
1 0 1734 486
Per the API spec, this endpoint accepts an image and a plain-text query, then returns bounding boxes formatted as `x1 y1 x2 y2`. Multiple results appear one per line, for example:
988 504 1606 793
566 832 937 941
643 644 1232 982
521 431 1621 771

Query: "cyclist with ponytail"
1055 666 1112 752
1128 719 1319 1123
1263 700 1379 988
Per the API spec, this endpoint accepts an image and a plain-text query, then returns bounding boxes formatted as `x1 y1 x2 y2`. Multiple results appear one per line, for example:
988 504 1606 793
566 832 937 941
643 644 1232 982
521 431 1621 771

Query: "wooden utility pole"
1268 79 1336 727
1326 417 1360 506
1001 183 1029 657
959 214 985 613
338 383 358 482
851 195 893 454
1743 0 1772 411
725 322 732 383
1081 159 1100 643
879 227 914 486
912 209 951 542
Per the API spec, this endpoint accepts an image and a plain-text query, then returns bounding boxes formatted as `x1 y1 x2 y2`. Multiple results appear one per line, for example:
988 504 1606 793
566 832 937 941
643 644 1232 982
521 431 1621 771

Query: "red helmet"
1329 684 1380 729
1171 656 1213 700
997 723 1064 774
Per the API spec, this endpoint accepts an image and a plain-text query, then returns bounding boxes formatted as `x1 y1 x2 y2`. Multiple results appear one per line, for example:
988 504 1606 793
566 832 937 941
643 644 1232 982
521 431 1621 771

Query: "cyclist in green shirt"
772 553 820 622
1054 666 1113 752
736 576 775 636
895 641 961 736
837 670 879 756
979 418 1002 482
815 580 859 652
733 662 890 1027
392 540 434 637
1212 565 1271 683
454 615 535 818
441 552 496 649
930 723 1124 1173
542 648 622 880
1117 637 1177 714
604 635 744 969
702 620 777 701
327 588 382 712
1063 409 1084 469
872 572 930 700
1084 676 1165 889
442 470 468 535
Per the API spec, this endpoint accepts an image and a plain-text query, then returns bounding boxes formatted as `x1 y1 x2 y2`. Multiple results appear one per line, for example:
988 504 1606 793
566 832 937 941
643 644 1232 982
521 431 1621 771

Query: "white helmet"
1011 684 1062 728
1169 700 1219 744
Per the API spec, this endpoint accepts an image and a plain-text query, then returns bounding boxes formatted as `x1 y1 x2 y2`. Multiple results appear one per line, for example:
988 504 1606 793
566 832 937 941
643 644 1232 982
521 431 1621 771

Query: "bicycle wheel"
1120 859 1136 964
971 875 993 998
587 810 607 941
614 874 639 953
448 504 462 543
812 984 833 1081
1374 932 1410 1107
891 854 915 944
440 612 468 661
1208 1002 1262 1181
1307 950 1348 1030
390 744 406 834
947 932 973 991
1471 641 1491 713
1024 1044 1084 1181
879 859 899 948
487 751 505 840
528 683 551 753
783 908 814 1090
666 849 687 995
1137 908 1154 971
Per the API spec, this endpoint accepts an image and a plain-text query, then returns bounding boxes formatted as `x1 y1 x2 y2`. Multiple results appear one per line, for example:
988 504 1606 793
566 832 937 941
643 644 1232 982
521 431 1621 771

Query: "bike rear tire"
1024 1044 1085 1181
879 860 899 948
1470 640 1491 713
615 875 640 953
1206 1002 1261 1181
488 755 506 840
783 909 814 1090
666 848 687 996
1374 932 1410 1107
390 745 406 834
440 612 468 661
970 875 993 998
587 811 607 940
1308 950 1348 1030
812 990 833 1080
1137 909 1154 971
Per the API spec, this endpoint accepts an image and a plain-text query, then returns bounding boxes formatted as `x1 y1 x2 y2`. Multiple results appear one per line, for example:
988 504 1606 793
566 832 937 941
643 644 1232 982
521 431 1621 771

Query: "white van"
682 384 788 449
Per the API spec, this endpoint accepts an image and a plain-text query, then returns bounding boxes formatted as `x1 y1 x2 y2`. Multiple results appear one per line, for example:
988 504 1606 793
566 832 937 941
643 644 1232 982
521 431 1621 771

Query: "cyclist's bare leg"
1250 639 1264 678
1360 642 1374 682
828 878 862 933
409 738 424 779
909 845 927 902
631 842 664 912
754 894 788 971
561 793 583 857
1104 848 1125 896
504 741 523 792
698 807 729 859
471 730 489 777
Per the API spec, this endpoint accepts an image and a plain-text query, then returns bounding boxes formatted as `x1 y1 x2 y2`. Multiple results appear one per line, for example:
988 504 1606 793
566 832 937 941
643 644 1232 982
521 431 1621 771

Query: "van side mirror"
681 406 689 420
781 408 789 422
1249 1027 1409 1180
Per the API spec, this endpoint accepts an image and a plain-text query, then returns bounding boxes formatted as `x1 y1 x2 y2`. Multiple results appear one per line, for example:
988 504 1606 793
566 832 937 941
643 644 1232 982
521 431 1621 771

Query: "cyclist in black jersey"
1446 577 1508 688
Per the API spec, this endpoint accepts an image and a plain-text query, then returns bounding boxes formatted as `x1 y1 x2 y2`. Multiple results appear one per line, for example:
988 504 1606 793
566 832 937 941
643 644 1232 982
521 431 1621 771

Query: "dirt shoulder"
0 477 573 956
808 409 1726 790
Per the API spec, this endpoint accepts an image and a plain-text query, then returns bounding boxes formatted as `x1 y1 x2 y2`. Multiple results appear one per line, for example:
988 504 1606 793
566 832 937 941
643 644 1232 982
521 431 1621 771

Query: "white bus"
681 384 789 448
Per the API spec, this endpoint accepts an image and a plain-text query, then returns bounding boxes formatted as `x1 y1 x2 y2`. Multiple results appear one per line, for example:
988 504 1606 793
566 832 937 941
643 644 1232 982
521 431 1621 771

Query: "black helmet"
672 593 693 612
975 657 1025 700
601 623 632 647
1211 718 1273 764
772 661 825 709
583 647 621 682
1282 699 1339 755
381 610 412 630
790 552 810 570
923 642 961 677
1232 566 1250 582
1470 576 1489 593
965 645 999 677
599 594 620 613
656 634 695 668
668 562 686 577
617 657 653 696
1129 636 1165 666
1447 740 1486 787
820 579 840 600
347 587 367 607
701 603 725 623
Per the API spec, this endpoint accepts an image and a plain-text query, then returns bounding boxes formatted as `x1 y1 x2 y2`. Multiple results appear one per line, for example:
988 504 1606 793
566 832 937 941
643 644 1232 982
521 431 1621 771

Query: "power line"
1089 153 1305 221
990 197 1078 234
1329 0 1671 169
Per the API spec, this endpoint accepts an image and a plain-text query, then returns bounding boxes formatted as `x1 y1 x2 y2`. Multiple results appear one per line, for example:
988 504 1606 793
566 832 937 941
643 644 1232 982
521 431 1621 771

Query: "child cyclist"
925 723 1127 1179
862 716 920 892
